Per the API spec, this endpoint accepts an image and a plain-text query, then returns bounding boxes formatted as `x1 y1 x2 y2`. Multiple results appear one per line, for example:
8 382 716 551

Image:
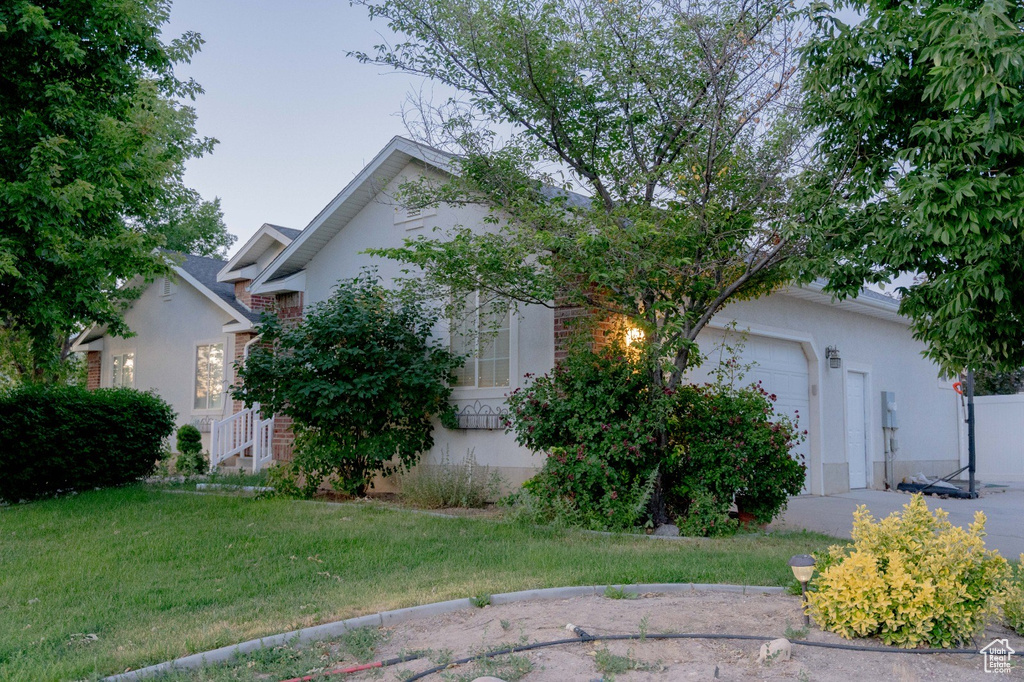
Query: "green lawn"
0 485 837 680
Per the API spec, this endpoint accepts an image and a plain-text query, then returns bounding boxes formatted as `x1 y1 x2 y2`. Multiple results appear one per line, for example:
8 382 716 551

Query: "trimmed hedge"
0 384 175 502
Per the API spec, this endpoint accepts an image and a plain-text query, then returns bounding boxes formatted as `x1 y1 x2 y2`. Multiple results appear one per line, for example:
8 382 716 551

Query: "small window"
451 292 511 389
111 352 135 388
194 343 225 410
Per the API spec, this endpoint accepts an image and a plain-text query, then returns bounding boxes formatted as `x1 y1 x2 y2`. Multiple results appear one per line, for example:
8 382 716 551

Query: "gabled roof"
251 136 457 292
217 223 299 283
72 253 259 348
177 253 261 324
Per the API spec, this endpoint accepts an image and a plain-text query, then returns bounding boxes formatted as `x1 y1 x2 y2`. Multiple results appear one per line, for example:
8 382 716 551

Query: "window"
451 292 511 388
194 343 225 410
111 352 135 387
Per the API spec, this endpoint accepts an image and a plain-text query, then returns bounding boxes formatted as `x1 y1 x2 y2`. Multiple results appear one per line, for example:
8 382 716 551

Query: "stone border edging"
103 583 783 680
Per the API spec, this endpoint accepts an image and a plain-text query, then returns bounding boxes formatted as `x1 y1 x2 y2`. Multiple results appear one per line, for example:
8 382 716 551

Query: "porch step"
214 455 254 474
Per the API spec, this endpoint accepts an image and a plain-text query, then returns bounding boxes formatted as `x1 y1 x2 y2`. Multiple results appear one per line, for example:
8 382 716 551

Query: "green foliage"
398 449 503 508
807 496 1010 648
355 0 813 382
666 383 806 526
0 0 231 377
674 488 738 538
593 647 656 678
800 0 1024 374
603 586 637 600
339 626 390 663
1003 556 1024 635
0 384 175 502
174 424 207 477
469 594 491 608
234 273 463 496
974 367 1024 396
507 343 665 529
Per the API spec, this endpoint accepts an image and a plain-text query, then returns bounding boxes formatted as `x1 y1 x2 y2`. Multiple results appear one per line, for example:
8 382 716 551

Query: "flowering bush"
807 495 1010 648
506 342 667 529
665 383 806 526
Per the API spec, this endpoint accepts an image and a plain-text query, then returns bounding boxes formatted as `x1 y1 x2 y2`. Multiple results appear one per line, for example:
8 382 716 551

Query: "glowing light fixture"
625 327 645 346
788 554 816 626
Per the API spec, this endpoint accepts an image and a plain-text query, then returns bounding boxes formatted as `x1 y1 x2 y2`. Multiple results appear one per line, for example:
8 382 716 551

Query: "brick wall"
234 280 275 313
86 351 101 390
231 331 257 413
269 291 304 460
553 293 616 363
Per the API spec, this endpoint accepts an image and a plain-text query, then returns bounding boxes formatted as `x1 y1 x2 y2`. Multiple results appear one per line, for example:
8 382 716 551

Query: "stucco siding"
100 274 237 449
299 162 555 474
701 291 962 493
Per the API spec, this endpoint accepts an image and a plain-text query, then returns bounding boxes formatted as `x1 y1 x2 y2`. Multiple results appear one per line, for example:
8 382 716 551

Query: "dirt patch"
335 591 1022 681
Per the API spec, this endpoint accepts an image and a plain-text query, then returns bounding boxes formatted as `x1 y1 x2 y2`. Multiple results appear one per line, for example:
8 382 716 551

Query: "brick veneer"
270 291 303 460
553 293 616 363
227 289 305 463
86 351 101 390
231 331 258 413
234 280 275 312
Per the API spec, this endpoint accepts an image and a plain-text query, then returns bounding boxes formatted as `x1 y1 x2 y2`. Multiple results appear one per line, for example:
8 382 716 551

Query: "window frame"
192 339 228 414
450 292 518 399
110 350 136 388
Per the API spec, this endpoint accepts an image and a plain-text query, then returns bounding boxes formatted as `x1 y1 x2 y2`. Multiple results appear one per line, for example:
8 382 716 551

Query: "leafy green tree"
233 274 463 497
974 366 1024 396
354 0 816 386
800 0 1024 374
0 0 231 380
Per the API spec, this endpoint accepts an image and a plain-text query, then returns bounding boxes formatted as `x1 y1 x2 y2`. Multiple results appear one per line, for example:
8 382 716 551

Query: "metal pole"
801 582 810 627
966 369 976 497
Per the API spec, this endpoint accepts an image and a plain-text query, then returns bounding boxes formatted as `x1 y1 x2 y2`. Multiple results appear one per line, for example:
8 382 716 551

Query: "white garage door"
695 331 811 493
742 336 811 492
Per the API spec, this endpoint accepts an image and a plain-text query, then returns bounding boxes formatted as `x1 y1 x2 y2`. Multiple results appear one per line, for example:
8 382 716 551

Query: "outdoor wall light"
625 326 645 347
788 554 816 626
825 346 842 369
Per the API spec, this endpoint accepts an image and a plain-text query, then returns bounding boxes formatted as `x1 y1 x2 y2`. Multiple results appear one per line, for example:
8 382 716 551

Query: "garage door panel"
695 331 811 493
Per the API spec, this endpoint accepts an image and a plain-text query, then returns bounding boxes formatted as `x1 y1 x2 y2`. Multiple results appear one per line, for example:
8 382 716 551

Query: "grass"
0 485 837 681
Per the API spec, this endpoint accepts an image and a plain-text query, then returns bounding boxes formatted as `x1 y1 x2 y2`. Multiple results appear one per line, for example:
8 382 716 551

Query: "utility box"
881 391 899 428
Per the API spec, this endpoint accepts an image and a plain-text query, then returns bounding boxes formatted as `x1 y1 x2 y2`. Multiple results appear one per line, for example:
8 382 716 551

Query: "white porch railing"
210 404 275 473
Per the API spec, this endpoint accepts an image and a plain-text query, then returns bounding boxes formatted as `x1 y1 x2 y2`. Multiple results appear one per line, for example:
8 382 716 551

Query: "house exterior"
74 137 968 496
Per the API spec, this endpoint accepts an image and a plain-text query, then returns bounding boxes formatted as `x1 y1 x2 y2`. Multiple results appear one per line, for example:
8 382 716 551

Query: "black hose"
400 631 984 682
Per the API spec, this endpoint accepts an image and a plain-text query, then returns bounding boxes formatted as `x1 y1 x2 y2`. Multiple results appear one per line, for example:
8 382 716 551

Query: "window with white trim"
111 351 135 388
451 292 511 388
193 343 225 410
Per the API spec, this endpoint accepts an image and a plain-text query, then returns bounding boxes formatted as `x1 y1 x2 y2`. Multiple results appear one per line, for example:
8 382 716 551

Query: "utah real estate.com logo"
981 638 1015 674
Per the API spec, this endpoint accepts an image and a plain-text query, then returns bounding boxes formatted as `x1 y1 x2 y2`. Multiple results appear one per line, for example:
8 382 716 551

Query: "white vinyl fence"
975 395 1024 482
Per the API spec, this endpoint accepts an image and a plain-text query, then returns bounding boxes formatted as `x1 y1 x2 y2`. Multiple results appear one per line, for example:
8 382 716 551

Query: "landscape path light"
788 554 816 627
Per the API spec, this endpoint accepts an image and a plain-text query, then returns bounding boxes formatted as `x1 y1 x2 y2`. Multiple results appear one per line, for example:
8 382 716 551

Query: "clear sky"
164 0 435 255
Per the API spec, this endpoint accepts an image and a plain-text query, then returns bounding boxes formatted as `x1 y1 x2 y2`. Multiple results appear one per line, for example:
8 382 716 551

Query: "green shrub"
174 424 207 476
665 383 806 526
398 449 502 508
234 273 463 497
1003 556 1024 635
0 384 175 502
807 495 1010 648
507 342 666 529
674 488 738 537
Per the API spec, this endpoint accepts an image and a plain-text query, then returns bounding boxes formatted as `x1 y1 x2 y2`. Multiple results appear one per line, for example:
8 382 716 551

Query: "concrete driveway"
773 484 1024 559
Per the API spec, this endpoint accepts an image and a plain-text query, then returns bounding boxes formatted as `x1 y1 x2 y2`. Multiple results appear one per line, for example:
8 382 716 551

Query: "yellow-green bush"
806 495 1009 648
1004 556 1024 635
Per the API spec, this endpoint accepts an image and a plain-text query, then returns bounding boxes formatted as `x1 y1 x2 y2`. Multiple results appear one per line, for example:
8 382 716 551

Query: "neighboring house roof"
176 253 261 324
71 252 260 349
